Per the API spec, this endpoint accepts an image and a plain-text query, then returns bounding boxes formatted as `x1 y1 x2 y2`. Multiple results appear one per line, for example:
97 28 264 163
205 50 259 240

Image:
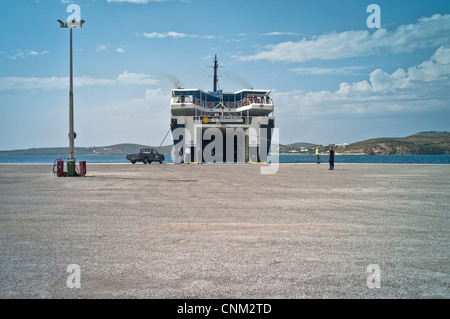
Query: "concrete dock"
0 163 449 299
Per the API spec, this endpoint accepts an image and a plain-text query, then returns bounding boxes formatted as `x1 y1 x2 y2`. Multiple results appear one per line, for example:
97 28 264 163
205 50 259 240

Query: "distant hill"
335 131 450 155
276 142 317 154
1 131 449 156
0 144 174 156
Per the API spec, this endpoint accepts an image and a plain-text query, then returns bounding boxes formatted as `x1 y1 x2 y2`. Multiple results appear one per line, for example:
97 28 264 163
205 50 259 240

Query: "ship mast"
213 55 219 92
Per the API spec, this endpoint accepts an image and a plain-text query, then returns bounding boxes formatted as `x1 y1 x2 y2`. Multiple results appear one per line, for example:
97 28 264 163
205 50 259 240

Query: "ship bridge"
171 89 274 117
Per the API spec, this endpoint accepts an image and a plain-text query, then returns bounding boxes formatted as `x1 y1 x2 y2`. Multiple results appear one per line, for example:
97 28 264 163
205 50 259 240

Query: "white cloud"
117 71 160 85
96 45 125 53
291 66 365 75
144 88 169 105
142 31 190 39
8 50 50 60
0 76 114 91
96 44 107 52
240 14 450 63
264 32 298 36
107 0 180 3
141 31 217 39
9 51 25 60
0 71 160 91
273 46 450 117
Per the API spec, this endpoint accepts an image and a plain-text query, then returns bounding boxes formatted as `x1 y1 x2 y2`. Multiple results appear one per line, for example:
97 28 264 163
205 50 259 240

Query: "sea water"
0 154 449 164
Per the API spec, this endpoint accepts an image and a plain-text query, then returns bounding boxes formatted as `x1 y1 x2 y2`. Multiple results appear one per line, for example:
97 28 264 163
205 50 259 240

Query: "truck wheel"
159 159 163 164
131 161 136 165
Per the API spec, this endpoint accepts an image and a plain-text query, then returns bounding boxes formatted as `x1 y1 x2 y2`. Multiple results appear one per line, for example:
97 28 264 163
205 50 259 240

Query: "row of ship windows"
174 97 272 108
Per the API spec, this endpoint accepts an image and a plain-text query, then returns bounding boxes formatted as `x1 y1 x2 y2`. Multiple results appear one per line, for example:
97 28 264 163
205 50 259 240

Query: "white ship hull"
170 89 275 163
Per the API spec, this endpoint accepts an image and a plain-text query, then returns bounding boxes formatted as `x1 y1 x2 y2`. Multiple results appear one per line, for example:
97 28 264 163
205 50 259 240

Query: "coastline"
0 162 449 166
1 154 449 165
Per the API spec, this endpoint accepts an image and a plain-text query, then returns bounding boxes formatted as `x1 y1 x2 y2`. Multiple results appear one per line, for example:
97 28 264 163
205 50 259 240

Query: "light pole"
57 19 85 160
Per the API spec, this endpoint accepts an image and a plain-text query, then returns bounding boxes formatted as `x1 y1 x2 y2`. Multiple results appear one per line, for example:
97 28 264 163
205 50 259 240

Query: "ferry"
170 56 275 163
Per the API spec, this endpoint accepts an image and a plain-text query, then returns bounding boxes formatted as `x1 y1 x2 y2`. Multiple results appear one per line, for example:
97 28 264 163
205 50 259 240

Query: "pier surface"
0 163 449 299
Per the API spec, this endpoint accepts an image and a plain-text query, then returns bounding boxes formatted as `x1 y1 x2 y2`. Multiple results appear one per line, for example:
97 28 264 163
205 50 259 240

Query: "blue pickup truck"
126 148 165 164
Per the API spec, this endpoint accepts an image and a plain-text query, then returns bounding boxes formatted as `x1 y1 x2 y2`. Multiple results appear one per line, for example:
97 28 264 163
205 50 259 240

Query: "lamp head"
57 19 85 28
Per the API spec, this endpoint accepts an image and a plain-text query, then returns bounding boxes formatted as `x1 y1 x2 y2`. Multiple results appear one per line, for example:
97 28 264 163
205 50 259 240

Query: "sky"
0 0 450 150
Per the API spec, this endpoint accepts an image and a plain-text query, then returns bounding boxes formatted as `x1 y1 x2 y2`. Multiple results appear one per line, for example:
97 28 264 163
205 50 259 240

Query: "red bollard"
79 161 87 176
57 160 64 177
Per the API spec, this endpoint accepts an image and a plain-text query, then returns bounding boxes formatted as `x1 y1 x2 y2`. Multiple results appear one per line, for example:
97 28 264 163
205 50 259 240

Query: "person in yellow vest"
316 146 321 164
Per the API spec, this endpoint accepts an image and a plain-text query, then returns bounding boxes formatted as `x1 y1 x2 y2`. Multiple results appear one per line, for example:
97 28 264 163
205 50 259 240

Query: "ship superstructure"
170 56 275 163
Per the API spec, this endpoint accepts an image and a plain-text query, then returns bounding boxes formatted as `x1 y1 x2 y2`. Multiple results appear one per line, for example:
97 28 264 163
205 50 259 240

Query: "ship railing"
236 97 273 108
199 99 273 109
203 102 238 109
172 97 273 109
172 96 194 104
